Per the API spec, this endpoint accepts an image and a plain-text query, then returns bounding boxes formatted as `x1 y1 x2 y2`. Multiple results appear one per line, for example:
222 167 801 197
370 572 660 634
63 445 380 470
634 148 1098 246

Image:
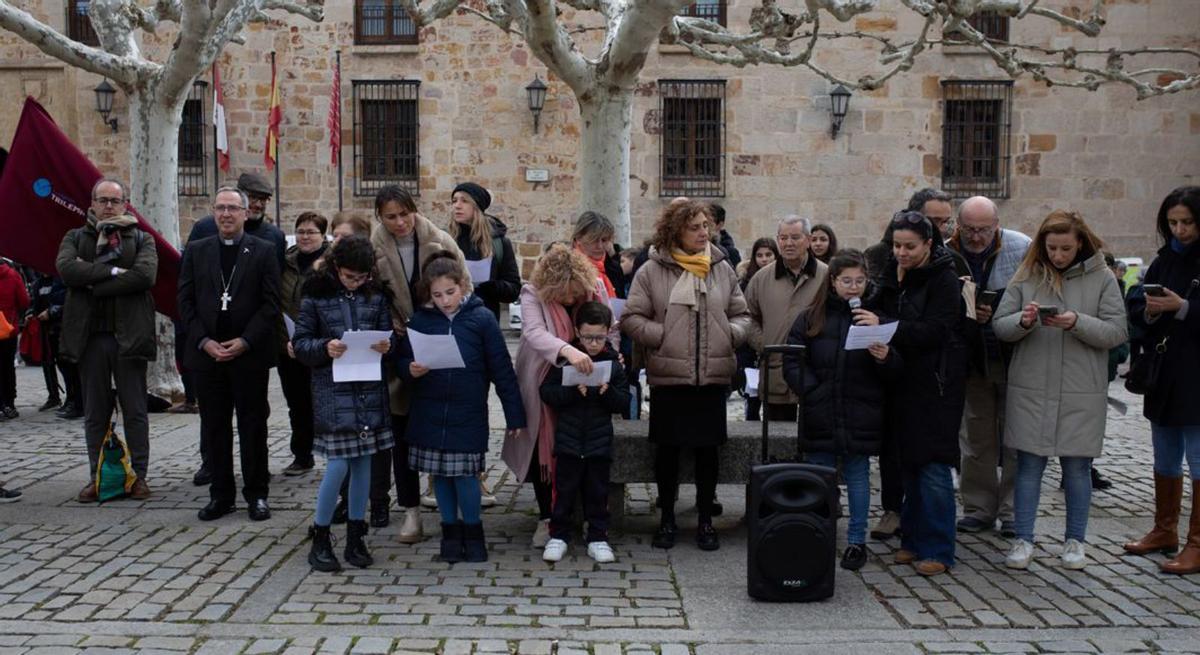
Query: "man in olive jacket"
56 178 157 503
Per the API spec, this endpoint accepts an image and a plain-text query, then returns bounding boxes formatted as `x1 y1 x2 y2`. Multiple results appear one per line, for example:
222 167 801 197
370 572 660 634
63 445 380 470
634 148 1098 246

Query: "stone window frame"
352 79 420 197
660 0 727 45
940 79 1013 200
658 79 726 198
945 10 1010 44
354 0 419 46
66 0 99 46
178 83 208 197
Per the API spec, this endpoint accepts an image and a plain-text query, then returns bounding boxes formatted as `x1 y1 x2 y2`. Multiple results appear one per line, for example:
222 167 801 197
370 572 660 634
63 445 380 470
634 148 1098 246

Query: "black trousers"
550 456 611 543
276 354 314 464
0 337 16 406
196 363 270 504
341 414 421 509
40 326 62 400
528 447 554 520
763 402 797 422
879 427 904 513
656 444 719 521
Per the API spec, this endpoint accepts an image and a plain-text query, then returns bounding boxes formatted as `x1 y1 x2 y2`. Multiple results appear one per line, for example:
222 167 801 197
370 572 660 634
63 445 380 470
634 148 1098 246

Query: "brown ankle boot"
1124 474 1183 555
1161 480 1200 575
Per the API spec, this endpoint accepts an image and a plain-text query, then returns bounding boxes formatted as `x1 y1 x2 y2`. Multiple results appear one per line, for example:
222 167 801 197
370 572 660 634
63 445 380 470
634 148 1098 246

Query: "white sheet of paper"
561 360 612 387
844 322 899 350
610 298 626 321
466 258 492 285
407 329 466 369
744 367 760 397
284 314 296 340
332 330 392 382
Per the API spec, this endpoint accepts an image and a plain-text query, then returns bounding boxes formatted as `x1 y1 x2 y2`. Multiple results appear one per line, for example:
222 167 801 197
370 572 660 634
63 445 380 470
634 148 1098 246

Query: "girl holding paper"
293 235 396 573
448 182 521 320
398 252 527 563
783 249 900 571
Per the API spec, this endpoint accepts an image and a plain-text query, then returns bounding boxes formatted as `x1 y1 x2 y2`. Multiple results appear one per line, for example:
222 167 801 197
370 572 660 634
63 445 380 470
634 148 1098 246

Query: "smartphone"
1037 305 1060 317
977 289 999 306
1143 284 1167 297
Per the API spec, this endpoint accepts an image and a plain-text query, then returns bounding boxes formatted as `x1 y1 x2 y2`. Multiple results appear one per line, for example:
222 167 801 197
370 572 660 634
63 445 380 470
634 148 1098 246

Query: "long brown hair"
414 251 468 305
806 249 868 338
1012 210 1105 293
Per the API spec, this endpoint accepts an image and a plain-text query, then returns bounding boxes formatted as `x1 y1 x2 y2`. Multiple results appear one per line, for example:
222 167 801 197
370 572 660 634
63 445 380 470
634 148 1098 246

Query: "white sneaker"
1061 539 1087 570
531 518 551 548
587 541 616 563
542 538 568 562
1005 539 1035 569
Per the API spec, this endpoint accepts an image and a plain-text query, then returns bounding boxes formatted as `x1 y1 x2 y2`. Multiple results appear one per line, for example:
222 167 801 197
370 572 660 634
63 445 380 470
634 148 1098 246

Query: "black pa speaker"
746 462 839 602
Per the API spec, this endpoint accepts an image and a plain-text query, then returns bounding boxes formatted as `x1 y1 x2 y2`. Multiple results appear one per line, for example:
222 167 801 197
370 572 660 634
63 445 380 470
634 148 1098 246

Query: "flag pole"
336 49 344 212
272 51 281 226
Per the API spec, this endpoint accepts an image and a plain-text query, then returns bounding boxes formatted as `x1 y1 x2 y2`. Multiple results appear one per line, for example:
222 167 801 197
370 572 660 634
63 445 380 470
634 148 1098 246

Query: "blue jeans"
1151 423 1200 480
315 455 372 525
1013 450 1092 543
807 452 870 545
900 463 956 567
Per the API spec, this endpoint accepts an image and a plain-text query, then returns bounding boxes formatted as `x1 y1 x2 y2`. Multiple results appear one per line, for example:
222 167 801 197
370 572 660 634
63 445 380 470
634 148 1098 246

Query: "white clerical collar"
220 233 244 246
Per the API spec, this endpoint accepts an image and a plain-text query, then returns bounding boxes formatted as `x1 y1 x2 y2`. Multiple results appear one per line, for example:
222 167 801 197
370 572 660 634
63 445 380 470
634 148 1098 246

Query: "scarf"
1171 237 1188 254
537 300 576 482
578 246 617 298
668 246 711 311
87 211 138 264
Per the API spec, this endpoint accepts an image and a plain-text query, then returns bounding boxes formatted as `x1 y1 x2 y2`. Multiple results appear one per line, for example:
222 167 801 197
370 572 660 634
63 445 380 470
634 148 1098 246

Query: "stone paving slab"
0 356 1198 652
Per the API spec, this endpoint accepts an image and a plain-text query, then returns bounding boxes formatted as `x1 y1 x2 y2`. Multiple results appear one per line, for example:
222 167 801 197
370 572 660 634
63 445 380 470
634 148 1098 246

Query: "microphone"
848 297 862 311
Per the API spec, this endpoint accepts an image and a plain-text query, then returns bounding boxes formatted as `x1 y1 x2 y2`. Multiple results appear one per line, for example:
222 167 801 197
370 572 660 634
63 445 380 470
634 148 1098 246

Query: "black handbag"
1124 336 1165 395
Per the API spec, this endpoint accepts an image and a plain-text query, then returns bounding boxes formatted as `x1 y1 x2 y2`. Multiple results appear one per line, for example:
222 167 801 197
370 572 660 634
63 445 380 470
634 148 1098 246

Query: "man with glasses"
178 186 281 522
947 195 1031 537
56 178 157 503
745 215 828 421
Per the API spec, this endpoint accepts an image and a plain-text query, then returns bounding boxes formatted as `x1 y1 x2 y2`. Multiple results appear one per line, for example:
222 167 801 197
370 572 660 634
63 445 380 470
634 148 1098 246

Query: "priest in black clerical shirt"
178 186 281 522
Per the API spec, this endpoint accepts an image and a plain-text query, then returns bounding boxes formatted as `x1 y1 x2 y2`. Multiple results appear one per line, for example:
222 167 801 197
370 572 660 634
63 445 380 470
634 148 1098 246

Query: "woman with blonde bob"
993 210 1127 571
508 243 614 547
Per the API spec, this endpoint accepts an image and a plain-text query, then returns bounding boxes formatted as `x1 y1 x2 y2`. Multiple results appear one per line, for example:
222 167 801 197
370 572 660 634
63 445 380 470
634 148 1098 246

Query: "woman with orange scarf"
572 211 624 300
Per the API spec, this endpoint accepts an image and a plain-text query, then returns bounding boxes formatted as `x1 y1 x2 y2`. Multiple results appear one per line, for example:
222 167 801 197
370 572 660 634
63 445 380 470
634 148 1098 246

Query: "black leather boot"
344 520 373 568
307 524 342 572
440 522 464 563
463 523 488 562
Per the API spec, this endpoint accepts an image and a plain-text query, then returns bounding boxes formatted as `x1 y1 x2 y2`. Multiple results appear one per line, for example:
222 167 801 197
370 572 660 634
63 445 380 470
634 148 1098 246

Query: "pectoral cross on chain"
220 291 232 311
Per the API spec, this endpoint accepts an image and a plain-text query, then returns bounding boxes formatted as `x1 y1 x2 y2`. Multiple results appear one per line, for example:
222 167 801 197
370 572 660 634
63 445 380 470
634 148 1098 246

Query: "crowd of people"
0 174 1196 580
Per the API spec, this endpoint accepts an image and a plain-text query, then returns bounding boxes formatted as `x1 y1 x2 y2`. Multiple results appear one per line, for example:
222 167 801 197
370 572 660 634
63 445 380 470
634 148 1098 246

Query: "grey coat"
993 252 1128 457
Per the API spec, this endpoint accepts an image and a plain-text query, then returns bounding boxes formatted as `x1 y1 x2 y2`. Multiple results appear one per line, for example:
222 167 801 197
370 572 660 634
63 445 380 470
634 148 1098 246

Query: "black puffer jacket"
1128 240 1200 426
873 247 968 469
455 215 521 320
783 290 901 456
539 344 629 459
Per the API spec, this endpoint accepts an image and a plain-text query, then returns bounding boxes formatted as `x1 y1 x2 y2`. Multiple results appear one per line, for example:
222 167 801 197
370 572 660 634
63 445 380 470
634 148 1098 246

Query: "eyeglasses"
891 210 929 228
94 197 124 206
577 335 608 343
836 277 867 287
213 205 245 214
296 230 324 237
959 224 996 238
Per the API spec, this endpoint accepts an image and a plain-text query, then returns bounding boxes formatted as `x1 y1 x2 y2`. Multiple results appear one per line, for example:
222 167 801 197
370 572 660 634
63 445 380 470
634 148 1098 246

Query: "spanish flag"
264 54 282 170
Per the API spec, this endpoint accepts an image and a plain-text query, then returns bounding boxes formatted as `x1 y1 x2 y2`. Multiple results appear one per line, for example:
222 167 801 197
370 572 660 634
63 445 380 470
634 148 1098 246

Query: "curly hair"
650 199 712 253
327 234 376 274
530 243 596 305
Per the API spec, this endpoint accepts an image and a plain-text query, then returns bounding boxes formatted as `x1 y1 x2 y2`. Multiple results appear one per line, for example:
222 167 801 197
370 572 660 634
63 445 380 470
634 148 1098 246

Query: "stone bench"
607 418 799 525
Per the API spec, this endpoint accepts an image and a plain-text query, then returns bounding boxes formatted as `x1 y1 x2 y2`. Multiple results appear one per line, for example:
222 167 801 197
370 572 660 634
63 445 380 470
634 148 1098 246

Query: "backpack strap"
491 236 504 271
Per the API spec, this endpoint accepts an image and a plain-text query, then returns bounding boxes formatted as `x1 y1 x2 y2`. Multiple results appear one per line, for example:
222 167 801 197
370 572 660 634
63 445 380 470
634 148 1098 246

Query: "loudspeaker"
746 462 839 602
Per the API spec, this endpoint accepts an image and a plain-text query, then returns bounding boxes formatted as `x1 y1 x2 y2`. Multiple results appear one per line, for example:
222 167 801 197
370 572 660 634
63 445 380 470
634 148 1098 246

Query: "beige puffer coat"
621 245 750 387
993 252 1128 458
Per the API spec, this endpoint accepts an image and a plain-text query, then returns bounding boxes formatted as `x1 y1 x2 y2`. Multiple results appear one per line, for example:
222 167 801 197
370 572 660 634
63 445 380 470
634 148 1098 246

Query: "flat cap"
237 172 273 197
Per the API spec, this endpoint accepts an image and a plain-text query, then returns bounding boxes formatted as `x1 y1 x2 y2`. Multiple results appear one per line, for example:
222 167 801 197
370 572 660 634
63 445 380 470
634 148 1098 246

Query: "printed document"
561 360 612 387
465 258 492 286
408 329 466 369
844 322 899 350
332 330 392 382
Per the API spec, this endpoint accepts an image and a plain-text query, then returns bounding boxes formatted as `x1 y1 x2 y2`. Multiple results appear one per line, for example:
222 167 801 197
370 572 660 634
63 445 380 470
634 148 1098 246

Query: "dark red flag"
0 97 181 320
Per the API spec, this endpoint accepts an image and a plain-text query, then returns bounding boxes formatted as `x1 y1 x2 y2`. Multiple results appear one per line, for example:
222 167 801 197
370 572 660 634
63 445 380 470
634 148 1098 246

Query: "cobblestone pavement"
0 346 1197 654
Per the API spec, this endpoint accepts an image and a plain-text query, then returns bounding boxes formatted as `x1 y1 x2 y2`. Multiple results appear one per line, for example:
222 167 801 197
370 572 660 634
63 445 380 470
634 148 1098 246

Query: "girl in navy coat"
293 235 395 573
397 252 526 563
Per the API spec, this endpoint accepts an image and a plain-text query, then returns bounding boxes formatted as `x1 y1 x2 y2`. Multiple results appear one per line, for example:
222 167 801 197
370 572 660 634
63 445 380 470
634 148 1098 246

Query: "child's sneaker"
587 541 615 563
542 538 568 562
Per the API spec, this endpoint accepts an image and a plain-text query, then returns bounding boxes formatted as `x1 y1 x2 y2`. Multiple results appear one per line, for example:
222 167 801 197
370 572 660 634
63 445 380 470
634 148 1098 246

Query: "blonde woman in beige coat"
993 210 1127 571
621 199 751 552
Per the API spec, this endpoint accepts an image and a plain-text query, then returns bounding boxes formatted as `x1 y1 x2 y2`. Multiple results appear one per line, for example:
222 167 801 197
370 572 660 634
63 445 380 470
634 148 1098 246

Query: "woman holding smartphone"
993 210 1127 571
1124 186 1200 575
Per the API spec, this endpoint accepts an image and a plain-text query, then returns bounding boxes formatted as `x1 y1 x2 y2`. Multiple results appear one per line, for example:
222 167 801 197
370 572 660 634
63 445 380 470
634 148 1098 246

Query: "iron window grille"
353 80 420 197
67 0 98 46
659 79 726 198
178 85 208 197
946 10 1010 44
941 80 1013 199
354 0 419 45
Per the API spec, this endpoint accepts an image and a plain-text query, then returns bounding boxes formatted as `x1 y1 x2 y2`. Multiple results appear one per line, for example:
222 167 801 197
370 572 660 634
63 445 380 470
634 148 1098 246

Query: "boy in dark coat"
539 301 629 563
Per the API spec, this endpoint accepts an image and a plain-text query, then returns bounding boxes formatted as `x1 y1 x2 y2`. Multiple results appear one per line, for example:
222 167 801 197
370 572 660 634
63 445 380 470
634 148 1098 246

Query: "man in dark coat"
56 178 157 503
179 186 281 522
709 203 741 269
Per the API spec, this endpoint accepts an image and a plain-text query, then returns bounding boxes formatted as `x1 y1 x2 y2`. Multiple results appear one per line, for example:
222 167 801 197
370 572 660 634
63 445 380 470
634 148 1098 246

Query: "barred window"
681 0 727 27
67 0 98 46
353 80 420 196
941 80 1012 199
355 0 418 45
946 11 1010 44
659 80 725 198
177 83 208 197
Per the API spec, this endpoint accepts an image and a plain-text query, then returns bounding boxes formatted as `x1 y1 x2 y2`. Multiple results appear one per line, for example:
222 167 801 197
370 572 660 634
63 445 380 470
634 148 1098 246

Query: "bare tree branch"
0 2 150 85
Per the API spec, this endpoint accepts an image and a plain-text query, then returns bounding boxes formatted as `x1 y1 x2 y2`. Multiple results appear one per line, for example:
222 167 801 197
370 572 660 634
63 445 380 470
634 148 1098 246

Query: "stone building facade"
0 0 1197 275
